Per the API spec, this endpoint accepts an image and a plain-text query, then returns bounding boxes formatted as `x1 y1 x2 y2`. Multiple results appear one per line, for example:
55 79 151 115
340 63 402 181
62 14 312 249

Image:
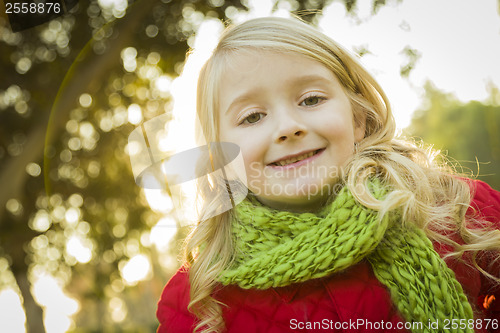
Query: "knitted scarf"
218 182 474 332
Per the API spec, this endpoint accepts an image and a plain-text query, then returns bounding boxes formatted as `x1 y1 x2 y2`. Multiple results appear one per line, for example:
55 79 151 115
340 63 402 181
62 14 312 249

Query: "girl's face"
218 51 365 211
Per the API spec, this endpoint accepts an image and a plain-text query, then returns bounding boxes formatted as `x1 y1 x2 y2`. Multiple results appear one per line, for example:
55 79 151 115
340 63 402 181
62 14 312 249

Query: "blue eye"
241 112 265 125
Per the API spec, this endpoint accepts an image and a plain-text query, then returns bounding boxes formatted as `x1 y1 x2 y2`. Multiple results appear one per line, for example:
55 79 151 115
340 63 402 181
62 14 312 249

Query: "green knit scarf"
218 181 474 332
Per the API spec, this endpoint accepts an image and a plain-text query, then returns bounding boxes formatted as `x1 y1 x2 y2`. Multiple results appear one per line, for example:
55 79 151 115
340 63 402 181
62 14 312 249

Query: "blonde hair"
184 17 500 332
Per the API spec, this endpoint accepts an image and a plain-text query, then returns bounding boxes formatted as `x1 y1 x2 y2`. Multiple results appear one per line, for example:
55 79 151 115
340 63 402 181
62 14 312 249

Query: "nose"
274 112 307 143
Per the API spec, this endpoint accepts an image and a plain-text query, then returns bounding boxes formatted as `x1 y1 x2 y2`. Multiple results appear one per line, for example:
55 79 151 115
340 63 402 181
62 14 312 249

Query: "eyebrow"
224 74 334 115
293 74 334 86
224 90 261 115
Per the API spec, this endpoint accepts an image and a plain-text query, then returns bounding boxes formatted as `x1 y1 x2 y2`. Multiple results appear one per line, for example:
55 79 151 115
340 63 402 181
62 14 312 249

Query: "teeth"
275 151 316 166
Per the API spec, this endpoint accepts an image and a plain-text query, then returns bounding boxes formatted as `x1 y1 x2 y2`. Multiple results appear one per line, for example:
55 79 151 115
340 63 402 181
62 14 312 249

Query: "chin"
266 191 333 212
282 196 330 212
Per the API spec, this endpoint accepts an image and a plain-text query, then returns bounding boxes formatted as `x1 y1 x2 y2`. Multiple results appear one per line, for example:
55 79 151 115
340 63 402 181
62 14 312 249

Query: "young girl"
156 17 500 333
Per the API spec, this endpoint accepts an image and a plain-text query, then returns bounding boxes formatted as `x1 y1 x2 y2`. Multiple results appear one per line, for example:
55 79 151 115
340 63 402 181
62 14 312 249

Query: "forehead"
216 50 342 109
220 49 331 78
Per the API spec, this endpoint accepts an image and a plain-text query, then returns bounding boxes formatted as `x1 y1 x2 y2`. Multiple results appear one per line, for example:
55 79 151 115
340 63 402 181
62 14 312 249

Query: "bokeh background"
0 0 499 332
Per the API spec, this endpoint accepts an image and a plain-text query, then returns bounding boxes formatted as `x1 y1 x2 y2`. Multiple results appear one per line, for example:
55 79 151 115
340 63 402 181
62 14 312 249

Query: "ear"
353 108 366 143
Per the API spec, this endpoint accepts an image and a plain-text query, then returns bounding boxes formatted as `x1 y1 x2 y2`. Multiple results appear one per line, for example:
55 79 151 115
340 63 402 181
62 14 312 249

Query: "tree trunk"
7 229 45 333
14 269 46 333
4 213 45 333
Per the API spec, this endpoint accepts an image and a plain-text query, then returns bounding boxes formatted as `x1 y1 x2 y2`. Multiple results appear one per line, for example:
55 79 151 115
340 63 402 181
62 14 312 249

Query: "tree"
407 82 500 191
1 0 247 331
2 0 367 331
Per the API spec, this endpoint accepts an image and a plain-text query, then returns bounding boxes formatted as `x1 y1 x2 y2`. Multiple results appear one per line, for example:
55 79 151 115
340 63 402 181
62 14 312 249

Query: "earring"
354 142 359 154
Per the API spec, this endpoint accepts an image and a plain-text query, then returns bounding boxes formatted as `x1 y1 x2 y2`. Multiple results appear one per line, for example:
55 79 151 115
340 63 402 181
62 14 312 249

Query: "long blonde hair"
184 16 500 332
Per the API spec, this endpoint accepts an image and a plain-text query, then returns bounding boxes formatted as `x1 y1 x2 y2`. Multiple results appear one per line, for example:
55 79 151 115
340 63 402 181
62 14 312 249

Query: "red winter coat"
157 180 500 332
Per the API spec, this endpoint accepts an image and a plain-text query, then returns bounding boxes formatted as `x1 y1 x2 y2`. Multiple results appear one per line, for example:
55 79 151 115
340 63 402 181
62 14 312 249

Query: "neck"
253 189 338 213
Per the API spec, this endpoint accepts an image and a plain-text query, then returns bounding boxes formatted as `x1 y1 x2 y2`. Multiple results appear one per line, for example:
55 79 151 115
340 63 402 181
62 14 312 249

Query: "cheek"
241 149 266 194
221 133 262 176
322 116 356 146
218 121 231 143
241 146 264 175
218 122 266 174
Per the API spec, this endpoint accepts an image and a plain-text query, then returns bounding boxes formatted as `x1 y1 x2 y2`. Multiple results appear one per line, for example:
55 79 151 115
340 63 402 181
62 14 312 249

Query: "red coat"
157 180 500 332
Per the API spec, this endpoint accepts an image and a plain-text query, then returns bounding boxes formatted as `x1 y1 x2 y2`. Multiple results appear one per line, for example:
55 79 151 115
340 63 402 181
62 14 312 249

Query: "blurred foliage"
400 46 421 78
1 0 383 332
407 82 500 191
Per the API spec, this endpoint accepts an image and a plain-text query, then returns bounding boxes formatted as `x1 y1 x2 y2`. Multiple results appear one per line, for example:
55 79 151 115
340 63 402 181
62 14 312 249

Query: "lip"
267 148 325 169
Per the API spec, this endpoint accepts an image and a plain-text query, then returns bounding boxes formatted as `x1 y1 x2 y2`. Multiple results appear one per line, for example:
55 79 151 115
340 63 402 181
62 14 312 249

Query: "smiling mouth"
269 149 324 167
